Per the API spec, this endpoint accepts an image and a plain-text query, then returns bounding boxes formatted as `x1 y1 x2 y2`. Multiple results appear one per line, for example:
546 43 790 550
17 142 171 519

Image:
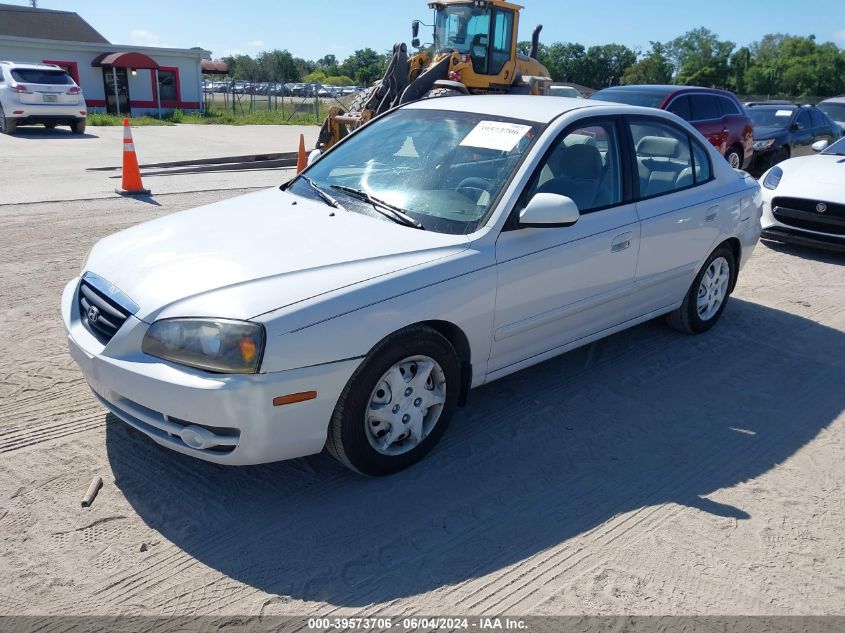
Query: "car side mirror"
307 149 322 167
812 139 829 152
519 193 580 228
791 122 803 131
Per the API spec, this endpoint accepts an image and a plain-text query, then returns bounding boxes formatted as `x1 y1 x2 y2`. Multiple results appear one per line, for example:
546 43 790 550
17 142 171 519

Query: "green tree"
340 48 387 86
621 42 673 85
584 43 637 88
257 49 300 83
667 27 735 87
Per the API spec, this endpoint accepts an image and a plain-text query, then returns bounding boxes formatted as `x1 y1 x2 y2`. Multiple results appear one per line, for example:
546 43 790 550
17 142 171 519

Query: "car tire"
424 87 464 99
666 245 736 335
326 325 461 476
0 109 16 135
724 145 743 169
70 119 86 135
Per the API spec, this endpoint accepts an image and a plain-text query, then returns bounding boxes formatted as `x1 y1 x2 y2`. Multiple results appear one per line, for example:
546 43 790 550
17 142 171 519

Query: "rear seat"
636 136 692 197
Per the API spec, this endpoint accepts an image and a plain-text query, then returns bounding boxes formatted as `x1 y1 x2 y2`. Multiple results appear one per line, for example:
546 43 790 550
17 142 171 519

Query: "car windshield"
747 107 796 128
590 89 669 108
817 102 845 123
10 68 73 84
821 137 845 155
434 4 490 55
287 108 543 234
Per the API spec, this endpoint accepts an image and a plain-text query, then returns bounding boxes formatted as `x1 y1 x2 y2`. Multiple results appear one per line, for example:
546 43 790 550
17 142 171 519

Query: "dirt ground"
1 182 844 617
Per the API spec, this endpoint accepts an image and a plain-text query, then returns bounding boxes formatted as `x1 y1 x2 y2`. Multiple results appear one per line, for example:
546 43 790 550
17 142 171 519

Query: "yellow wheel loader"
316 0 552 151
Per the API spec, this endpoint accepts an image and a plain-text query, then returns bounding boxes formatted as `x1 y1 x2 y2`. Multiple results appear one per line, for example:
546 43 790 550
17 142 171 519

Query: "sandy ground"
0 130 844 618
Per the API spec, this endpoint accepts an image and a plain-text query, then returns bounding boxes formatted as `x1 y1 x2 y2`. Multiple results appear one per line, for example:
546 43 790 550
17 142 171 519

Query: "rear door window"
10 68 73 84
629 119 695 199
689 95 720 121
667 96 691 121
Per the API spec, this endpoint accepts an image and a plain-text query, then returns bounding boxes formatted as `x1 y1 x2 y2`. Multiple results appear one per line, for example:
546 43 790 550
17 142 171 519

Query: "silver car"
0 61 87 134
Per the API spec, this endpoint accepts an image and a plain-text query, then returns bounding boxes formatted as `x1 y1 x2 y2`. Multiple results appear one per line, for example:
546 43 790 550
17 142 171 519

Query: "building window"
157 70 177 101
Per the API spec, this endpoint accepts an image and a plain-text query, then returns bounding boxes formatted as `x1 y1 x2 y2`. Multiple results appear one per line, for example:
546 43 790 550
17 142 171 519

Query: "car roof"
819 96 845 104
406 95 622 124
596 84 736 98
0 61 63 70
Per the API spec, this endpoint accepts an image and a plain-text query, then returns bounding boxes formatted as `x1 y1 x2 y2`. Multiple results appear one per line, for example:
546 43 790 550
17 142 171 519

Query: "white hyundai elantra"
62 95 762 475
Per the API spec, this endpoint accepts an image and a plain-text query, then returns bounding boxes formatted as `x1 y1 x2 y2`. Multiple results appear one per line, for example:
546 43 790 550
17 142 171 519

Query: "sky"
15 0 845 61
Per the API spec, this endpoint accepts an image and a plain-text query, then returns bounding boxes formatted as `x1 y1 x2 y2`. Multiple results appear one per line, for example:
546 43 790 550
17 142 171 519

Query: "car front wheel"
666 245 736 334
326 325 461 476
725 145 743 169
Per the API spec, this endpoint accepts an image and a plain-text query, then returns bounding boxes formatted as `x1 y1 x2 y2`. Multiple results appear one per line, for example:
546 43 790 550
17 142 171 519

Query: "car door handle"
706 206 719 222
611 232 632 253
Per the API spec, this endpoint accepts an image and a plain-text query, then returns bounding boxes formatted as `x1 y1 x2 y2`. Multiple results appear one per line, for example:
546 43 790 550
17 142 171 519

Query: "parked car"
746 103 841 175
62 95 761 475
759 135 845 252
816 96 845 134
0 61 86 134
591 85 754 169
549 85 583 99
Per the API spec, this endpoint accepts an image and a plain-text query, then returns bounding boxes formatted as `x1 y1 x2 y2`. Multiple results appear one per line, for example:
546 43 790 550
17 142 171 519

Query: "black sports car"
746 104 841 175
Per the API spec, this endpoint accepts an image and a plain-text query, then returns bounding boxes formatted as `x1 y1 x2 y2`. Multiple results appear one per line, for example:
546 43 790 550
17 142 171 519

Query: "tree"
621 42 673 85
257 49 299 83
340 48 387 86
667 28 735 87
584 44 637 88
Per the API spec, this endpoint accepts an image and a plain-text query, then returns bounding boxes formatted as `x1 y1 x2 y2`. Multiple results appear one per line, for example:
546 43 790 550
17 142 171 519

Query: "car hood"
753 126 788 140
84 187 470 321
774 154 845 196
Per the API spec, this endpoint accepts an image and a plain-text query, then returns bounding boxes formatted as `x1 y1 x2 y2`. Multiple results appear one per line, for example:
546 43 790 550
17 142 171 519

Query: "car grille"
772 197 845 236
78 277 132 343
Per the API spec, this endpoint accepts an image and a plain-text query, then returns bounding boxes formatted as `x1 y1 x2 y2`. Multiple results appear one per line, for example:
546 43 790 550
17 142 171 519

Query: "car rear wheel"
0 109 16 135
70 119 86 135
725 145 743 169
326 325 460 476
666 245 735 334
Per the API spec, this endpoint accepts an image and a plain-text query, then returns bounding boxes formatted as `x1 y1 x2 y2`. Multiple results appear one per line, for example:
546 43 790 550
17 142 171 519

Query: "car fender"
257 245 497 387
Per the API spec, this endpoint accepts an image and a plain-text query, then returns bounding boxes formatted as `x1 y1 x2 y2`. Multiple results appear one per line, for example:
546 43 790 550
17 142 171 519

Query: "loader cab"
431 1 517 79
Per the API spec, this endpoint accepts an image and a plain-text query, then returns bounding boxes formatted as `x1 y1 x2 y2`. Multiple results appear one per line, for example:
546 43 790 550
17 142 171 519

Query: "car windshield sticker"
460 121 533 152
775 110 793 117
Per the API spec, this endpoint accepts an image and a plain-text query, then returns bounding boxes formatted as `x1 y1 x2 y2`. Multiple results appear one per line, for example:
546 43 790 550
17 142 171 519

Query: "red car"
591 85 754 170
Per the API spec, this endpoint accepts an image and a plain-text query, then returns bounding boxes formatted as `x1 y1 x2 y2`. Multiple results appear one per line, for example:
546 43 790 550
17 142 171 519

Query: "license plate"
43 94 58 103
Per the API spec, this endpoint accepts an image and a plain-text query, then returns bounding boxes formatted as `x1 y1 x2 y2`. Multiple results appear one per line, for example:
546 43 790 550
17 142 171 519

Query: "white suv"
0 61 87 135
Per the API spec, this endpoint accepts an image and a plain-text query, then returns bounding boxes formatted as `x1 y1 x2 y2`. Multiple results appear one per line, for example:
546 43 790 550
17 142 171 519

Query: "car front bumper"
760 200 845 253
62 278 360 465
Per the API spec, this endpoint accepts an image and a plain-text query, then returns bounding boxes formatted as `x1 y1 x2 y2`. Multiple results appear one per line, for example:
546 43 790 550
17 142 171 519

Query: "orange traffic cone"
115 118 150 196
296 133 307 173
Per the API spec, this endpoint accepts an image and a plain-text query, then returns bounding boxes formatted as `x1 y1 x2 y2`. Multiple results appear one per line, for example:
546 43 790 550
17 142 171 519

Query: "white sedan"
760 136 845 252
62 95 762 475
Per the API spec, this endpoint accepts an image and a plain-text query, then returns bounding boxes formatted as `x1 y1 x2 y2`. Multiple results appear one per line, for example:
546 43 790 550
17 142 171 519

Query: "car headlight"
753 139 776 151
142 318 265 374
762 166 783 190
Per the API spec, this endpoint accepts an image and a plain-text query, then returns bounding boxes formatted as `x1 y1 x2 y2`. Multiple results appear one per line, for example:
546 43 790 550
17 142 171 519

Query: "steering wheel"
456 177 494 205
